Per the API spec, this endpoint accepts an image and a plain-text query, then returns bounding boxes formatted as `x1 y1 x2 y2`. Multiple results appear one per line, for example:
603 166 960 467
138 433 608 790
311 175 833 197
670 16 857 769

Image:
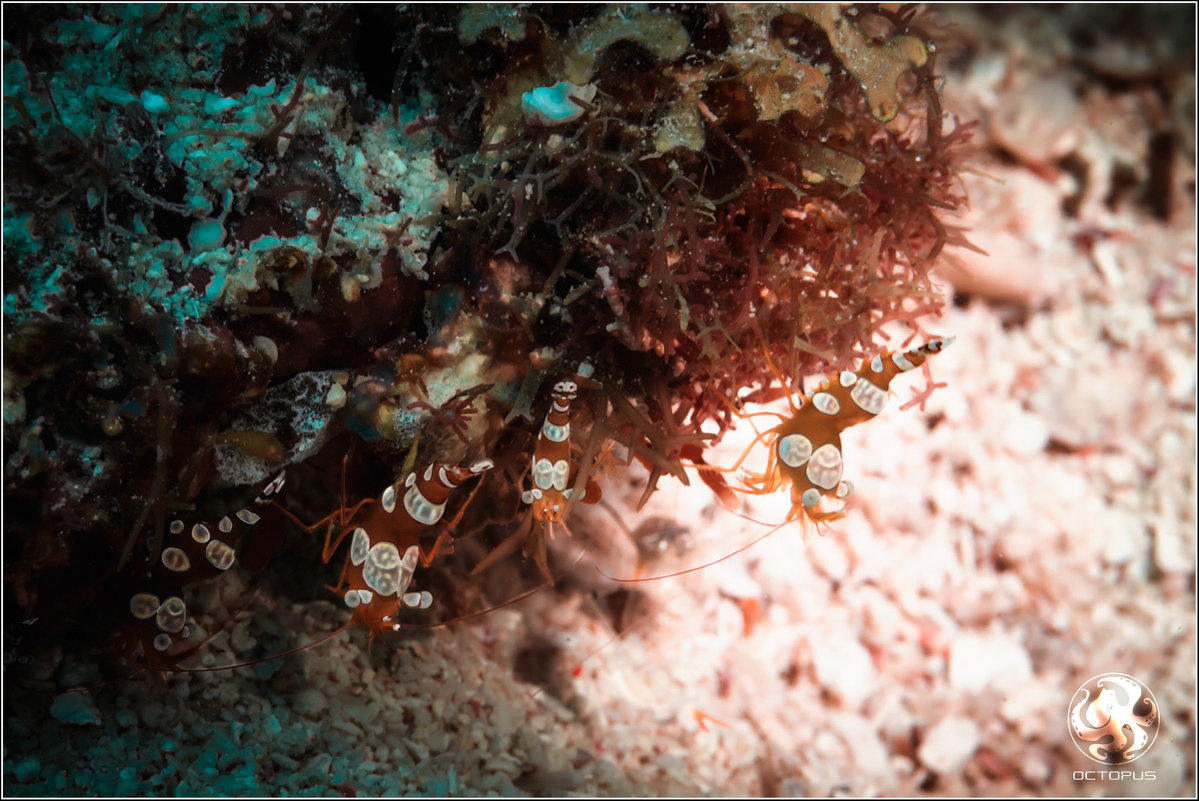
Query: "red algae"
438 4 968 505
5 3 968 688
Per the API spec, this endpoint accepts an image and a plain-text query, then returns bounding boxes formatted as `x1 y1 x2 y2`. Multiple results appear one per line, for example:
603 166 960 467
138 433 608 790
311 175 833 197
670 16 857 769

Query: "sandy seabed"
4 5 1195 798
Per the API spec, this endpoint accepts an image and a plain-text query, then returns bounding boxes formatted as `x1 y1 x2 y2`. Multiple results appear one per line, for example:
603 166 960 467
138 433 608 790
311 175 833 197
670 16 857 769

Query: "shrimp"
279 456 494 640
116 473 286 670
470 376 605 585
522 380 601 521
605 338 954 583
742 337 956 525
332 458 494 636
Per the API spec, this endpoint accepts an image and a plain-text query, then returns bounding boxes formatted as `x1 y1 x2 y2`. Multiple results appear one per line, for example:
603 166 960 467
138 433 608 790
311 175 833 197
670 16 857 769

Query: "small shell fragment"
50 691 103 726
261 473 286 497
326 383 347 410
252 335 279 365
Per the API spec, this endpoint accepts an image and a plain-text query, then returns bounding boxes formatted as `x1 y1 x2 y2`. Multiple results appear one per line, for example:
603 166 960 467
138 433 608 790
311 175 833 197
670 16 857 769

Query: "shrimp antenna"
177 621 355 673
721 506 787 529
400 548 589 630
596 516 791 584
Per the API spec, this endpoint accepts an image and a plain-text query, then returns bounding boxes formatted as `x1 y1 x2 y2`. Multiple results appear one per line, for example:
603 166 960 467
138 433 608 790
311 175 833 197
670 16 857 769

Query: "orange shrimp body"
752 338 954 524
334 458 493 634
122 473 286 667
521 379 601 524
499 377 606 584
